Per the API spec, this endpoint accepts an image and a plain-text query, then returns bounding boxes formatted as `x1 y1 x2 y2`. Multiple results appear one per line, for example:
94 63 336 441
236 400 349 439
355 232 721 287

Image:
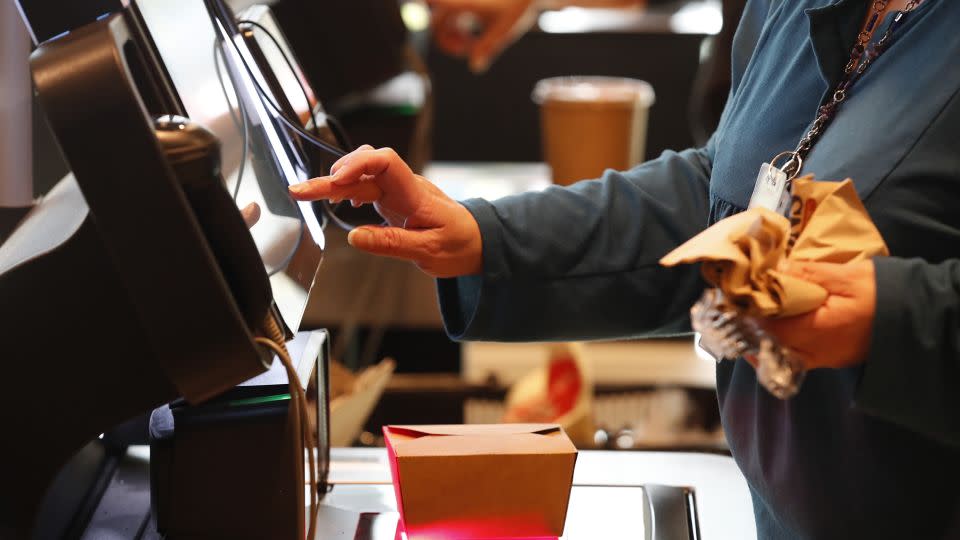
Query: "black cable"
213 39 249 200
217 20 347 161
236 20 321 137
324 114 354 152
320 116 369 231
215 28 311 270
225 18 384 233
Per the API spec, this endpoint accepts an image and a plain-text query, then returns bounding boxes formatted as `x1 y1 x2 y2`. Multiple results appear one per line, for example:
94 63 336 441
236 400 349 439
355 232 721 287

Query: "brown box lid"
384 424 578 539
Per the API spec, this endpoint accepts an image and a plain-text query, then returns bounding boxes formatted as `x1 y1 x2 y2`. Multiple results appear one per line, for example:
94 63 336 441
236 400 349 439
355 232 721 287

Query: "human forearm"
437 146 714 342
856 257 960 447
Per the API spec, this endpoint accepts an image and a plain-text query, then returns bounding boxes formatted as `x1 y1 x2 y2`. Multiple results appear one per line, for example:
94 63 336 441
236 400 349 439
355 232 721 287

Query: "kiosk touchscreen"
2 0 337 536
137 0 342 334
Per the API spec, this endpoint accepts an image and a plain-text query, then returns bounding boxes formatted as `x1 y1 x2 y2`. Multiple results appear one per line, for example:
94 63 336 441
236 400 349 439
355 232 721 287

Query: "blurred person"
428 0 648 72
427 0 749 141
292 0 960 538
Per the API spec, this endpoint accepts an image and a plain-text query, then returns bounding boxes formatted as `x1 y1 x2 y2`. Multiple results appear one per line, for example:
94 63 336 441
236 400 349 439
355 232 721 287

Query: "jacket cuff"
435 198 506 340
855 257 917 424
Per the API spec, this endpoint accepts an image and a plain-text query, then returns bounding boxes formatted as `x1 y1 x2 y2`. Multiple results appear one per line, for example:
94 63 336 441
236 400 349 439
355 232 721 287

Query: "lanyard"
772 0 926 178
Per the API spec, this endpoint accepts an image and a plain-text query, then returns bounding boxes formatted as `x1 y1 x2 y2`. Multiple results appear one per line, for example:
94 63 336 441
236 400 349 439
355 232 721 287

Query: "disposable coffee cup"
533 77 655 186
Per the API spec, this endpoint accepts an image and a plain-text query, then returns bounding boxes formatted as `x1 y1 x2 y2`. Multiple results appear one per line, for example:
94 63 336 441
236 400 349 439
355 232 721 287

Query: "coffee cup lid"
532 76 655 106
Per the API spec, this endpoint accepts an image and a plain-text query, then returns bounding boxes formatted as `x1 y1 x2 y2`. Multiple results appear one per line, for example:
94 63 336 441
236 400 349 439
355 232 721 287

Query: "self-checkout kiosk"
0 1 749 539
1 1 336 537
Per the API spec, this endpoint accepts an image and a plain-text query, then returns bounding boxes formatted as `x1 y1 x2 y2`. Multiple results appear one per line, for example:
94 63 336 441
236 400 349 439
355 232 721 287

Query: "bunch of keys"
691 288 806 399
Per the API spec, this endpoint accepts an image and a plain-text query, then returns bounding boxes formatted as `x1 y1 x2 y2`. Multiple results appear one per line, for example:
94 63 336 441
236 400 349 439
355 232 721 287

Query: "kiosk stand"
1 3 330 537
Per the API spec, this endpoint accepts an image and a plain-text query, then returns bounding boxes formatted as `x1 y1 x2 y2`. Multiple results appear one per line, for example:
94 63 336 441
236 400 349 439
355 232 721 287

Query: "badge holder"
691 153 806 399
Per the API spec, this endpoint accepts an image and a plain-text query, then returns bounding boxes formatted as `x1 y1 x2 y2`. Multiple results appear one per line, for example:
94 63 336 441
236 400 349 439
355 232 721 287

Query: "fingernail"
289 183 306 194
347 228 364 247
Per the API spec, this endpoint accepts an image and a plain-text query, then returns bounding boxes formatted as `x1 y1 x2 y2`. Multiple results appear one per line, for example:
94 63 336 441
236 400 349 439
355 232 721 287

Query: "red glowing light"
395 522 560 540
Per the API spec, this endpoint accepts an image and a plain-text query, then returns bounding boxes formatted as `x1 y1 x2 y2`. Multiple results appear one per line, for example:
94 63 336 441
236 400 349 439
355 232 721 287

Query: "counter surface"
326 448 756 540
77 446 754 538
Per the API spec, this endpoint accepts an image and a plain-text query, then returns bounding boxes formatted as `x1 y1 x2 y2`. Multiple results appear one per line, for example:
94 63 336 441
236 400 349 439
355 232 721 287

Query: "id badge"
748 163 791 216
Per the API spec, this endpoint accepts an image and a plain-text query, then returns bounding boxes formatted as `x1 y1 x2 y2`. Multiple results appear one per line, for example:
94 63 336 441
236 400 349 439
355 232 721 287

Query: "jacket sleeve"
433 0 774 342
436 144 714 342
856 257 960 447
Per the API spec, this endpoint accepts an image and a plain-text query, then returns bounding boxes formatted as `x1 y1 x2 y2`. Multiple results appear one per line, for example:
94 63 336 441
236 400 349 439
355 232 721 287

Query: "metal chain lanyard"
773 0 925 178
725 0 929 399
749 0 926 215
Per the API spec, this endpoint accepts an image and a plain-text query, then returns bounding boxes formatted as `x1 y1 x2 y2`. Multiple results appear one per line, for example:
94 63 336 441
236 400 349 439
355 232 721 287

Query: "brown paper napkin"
660 176 889 318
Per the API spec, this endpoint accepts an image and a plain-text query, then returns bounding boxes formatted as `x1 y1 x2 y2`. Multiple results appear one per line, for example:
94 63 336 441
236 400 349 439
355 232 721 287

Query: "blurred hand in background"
427 0 646 72
429 0 537 73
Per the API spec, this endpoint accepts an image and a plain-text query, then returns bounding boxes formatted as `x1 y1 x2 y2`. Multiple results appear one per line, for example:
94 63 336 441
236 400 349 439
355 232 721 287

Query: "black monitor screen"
137 0 335 332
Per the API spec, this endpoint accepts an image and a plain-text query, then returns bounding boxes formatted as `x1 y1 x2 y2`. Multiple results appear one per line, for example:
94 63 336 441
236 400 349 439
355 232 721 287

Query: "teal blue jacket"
437 0 960 537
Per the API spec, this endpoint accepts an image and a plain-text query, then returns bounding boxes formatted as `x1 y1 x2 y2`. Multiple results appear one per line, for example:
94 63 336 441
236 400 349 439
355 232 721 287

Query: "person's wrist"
455 204 484 276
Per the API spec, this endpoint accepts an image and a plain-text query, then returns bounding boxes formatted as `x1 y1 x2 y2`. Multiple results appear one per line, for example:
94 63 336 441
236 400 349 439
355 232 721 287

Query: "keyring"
769 151 803 180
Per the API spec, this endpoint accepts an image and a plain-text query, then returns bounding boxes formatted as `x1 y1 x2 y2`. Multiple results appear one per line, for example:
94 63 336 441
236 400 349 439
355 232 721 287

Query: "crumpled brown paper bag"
660 176 889 318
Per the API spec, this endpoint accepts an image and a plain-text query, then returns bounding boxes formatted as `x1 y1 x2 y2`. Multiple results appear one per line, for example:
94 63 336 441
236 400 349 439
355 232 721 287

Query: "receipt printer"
150 330 330 539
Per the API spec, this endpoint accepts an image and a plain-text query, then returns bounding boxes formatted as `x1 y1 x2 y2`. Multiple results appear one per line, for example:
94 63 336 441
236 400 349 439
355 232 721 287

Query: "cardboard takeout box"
383 424 578 539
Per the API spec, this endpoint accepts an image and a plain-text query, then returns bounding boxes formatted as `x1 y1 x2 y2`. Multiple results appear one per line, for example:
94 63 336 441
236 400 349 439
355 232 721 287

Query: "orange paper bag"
660 177 889 317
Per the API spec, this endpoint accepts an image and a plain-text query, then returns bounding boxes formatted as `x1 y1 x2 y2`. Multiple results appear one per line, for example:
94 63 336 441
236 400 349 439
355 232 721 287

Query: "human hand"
428 0 537 72
427 0 646 71
288 145 483 278
240 202 261 228
761 260 877 370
